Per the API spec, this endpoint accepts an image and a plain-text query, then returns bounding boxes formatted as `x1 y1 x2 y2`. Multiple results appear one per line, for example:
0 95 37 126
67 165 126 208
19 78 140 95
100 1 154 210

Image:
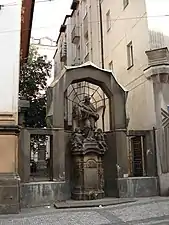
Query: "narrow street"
1 197 169 225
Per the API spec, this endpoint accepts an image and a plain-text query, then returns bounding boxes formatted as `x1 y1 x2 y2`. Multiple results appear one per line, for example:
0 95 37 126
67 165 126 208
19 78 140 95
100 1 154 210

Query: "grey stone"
21 181 70 208
158 173 169 196
0 173 20 214
117 177 159 198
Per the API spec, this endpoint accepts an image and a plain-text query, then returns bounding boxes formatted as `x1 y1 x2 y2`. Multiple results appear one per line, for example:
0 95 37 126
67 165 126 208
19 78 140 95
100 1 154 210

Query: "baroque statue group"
71 95 107 153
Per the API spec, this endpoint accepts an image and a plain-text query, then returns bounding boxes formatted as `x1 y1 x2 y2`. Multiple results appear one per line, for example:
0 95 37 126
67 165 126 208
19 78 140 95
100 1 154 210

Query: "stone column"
144 47 169 195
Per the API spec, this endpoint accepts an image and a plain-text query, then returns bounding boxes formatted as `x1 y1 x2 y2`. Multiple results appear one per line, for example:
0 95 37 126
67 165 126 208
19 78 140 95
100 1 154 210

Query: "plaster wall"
0 2 21 124
101 0 157 130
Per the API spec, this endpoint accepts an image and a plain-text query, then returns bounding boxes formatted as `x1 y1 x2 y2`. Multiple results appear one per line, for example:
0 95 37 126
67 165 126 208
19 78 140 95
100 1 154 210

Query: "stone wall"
21 181 70 208
118 177 159 198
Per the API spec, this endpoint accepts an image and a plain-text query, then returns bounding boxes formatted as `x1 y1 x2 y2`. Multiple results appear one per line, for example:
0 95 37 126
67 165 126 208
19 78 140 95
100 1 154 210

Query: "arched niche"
47 62 128 195
50 62 127 131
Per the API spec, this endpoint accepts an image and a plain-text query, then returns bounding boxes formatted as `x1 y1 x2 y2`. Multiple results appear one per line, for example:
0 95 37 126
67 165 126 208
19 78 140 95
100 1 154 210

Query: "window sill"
83 13 88 20
123 4 129 10
127 64 134 70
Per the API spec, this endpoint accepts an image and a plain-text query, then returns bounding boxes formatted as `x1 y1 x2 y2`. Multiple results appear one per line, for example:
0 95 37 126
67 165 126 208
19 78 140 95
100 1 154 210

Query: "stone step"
54 197 136 209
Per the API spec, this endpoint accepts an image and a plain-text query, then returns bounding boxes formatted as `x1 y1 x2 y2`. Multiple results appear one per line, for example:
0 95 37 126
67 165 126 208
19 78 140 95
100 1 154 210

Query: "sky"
31 0 72 41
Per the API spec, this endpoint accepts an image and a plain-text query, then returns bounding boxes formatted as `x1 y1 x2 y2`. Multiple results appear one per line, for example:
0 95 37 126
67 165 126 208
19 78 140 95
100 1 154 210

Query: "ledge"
0 125 21 134
144 64 169 83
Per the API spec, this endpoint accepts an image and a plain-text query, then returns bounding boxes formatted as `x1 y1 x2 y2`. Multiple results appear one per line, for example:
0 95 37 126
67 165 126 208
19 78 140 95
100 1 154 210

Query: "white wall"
0 1 21 121
101 0 157 130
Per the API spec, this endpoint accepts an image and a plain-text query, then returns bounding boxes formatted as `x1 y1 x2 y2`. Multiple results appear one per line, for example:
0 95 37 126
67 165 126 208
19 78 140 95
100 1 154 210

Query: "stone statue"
70 96 107 200
79 96 99 139
95 128 107 150
71 127 83 149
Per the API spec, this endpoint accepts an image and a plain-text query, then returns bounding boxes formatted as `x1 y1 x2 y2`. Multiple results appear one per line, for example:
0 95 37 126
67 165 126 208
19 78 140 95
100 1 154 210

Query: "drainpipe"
98 0 106 131
98 0 104 69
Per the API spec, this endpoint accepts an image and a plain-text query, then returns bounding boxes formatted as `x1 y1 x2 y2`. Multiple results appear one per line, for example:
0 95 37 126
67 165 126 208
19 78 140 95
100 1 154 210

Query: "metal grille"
131 136 144 177
30 134 52 181
64 81 110 131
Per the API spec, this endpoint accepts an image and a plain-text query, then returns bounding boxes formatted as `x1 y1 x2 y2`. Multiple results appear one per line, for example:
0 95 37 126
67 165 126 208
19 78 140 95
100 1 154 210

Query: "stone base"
0 173 20 214
118 177 159 198
158 173 169 196
21 181 70 208
72 190 104 200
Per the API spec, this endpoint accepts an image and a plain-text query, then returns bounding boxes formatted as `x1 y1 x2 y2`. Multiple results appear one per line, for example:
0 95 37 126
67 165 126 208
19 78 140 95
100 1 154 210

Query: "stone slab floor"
1 197 169 224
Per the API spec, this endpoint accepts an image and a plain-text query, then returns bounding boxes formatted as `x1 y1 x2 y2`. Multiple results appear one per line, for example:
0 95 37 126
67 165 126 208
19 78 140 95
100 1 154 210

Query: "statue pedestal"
71 140 105 200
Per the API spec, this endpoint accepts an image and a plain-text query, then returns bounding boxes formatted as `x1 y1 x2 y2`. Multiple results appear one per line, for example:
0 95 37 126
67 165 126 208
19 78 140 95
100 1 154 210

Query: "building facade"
0 1 23 213
0 0 35 214
31 37 56 84
54 0 102 75
54 0 169 129
0 4 22 166
102 0 169 130
53 0 169 196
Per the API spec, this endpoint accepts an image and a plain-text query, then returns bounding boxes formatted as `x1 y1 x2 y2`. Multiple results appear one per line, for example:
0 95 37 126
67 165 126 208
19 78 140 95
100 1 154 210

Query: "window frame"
127 41 134 70
109 60 113 71
123 0 129 9
85 41 89 56
106 10 111 32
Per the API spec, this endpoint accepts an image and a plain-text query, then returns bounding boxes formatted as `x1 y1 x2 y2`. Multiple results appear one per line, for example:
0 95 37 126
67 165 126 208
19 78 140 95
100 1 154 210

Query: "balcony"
59 25 66 33
60 42 67 63
71 0 79 10
83 14 88 37
71 25 80 44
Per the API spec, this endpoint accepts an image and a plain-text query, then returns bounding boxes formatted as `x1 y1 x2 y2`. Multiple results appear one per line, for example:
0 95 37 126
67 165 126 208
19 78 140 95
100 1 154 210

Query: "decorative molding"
145 47 169 67
0 125 20 134
0 113 15 122
144 65 169 82
144 48 169 83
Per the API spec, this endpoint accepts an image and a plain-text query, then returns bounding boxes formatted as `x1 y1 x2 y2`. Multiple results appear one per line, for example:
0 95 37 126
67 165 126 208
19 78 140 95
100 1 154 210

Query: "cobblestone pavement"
1 197 169 224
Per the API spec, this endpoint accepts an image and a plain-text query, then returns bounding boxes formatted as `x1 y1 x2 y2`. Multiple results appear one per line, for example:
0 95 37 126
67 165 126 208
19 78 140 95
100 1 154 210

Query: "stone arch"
51 63 127 130
47 62 128 198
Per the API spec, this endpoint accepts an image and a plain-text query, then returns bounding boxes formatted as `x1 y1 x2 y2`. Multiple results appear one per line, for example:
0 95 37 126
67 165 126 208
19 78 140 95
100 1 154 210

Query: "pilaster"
144 47 169 196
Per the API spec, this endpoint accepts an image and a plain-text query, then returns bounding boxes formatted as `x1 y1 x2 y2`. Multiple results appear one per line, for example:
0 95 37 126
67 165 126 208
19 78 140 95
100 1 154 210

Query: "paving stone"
0 211 110 225
108 201 169 222
1 197 169 225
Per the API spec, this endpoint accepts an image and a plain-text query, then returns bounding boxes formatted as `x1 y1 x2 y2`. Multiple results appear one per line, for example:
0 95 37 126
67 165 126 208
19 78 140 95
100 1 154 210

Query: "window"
109 61 113 71
106 10 111 32
123 0 129 9
129 136 146 177
127 41 134 69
